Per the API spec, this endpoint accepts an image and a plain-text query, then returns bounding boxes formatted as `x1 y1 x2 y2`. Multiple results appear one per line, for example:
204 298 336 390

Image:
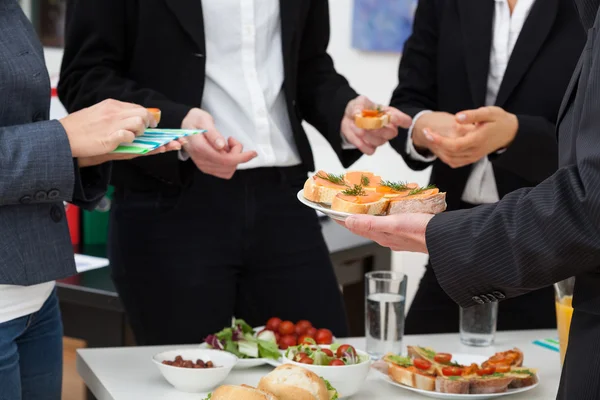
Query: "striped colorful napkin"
112 129 205 154
533 338 560 352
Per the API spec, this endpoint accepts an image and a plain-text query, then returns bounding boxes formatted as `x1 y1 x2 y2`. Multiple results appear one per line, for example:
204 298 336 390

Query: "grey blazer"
426 0 600 398
0 1 110 286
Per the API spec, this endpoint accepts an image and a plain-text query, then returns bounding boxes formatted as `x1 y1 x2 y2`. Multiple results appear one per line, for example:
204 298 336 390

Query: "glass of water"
459 302 498 347
365 271 407 359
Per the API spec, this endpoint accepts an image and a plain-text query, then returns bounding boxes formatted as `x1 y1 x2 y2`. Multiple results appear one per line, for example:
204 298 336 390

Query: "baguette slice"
506 367 538 388
303 171 348 205
406 346 438 363
355 113 390 130
331 191 389 215
343 171 382 191
468 375 514 394
482 348 524 369
387 363 436 391
376 182 419 199
388 188 446 215
435 376 470 394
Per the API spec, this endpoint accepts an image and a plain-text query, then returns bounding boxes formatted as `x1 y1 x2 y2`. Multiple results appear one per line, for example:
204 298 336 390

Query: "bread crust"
388 193 447 214
330 195 389 215
211 385 278 400
257 364 329 400
303 176 345 206
354 113 390 129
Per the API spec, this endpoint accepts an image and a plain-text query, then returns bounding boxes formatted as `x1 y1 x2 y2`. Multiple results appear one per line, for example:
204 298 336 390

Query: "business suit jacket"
58 0 361 191
426 0 600 397
389 0 585 211
0 0 109 286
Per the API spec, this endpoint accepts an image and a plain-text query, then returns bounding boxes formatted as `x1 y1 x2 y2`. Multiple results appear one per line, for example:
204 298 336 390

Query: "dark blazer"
426 0 600 397
58 0 361 190
0 0 109 286
389 0 585 211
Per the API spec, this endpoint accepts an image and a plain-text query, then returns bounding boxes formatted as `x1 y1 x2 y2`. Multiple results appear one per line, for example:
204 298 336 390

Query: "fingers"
120 116 150 137
385 107 413 129
349 95 376 116
204 128 228 151
455 106 501 125
104 129 136 152
343 127 376 155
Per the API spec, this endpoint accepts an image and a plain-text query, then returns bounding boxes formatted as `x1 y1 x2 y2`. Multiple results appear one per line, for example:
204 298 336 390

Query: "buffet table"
77 329 561 400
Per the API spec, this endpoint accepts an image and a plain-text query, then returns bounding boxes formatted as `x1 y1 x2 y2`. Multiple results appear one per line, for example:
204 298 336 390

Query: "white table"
77 330 560 400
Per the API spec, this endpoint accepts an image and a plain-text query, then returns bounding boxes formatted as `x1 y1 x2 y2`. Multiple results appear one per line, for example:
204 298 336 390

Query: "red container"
65 203 81 246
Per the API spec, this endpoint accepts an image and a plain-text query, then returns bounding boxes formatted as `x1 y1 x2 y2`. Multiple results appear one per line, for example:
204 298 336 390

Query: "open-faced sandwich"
343 171 382 191
354 107 390 130
383 346 538 395
387 185 446 215
376 180 420 198
303 171 349 206
258 364 339 400
330 185 389 215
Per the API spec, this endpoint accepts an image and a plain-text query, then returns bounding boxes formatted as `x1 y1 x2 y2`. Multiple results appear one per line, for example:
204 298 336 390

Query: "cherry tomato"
434 353 452 364
329 359 346 366
495 365 511 373
442 366 464 377
414 358 432 370
299 356 314 365
321 348 334 357
295 320 312 335
297 335 316 345
279 335 297 350
336 344 357 359
274 332 281 343
477 366 497 376
266 317 282 332
306 327 317 338
278 321 296 336
315 329 333 344
295 352 308 362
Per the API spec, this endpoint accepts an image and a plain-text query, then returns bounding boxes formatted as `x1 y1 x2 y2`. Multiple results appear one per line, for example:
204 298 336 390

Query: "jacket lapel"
165 0 205 54
279 0 298 60
556 41 585 127
495 0 559 106
458 0 495 107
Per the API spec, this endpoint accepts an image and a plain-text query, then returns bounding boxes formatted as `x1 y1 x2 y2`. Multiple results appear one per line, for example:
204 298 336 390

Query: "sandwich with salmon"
387 185 446 215
343 171 382 191
330 184 389 215
303 171 349 205
354 107 390 130
376 181 419 199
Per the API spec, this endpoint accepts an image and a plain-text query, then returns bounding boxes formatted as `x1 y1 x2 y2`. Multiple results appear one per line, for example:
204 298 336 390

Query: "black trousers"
108 166 349 345
404 202 557 335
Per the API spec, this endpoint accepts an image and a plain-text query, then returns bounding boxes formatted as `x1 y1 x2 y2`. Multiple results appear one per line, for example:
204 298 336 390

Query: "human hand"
412 111 476 153
422 107 518 169
60 99 158 158
77 138 187 168
336 213 434 253
182 108 257 179
341 96 412 155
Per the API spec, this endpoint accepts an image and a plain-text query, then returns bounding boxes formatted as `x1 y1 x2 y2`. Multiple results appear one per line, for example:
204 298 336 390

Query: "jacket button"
35 191 48 201
472 296 484 305
48 189 60 200
487 293 498 302
480 294 491 303
50 205 63 222
493 291 506 299
20 195 32 204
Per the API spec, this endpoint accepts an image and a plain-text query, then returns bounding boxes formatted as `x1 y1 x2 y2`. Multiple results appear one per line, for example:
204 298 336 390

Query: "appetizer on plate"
331 185 388 215
303 171 349 205
354 107 390 130
204 319 280 360
376 181 420 198
388 186 447 215
383 346 538 395
343 171 382 191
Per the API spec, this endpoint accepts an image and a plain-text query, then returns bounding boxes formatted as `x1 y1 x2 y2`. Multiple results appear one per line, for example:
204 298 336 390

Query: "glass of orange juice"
554 277 575 364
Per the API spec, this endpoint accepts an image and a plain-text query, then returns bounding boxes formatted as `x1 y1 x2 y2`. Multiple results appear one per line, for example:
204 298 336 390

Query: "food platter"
297 190 355 221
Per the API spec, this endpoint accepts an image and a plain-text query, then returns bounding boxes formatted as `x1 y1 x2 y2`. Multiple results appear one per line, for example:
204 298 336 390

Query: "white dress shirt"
406 0 536 204
190 0 301 169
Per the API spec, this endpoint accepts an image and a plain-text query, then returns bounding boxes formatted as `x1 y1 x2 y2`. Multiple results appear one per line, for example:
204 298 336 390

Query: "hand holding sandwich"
342 96 412 155
181 108 258 179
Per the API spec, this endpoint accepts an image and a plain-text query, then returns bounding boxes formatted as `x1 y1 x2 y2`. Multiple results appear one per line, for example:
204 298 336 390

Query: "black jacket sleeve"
296 0 361 168
388 0 440 172
490 115 558 184
58 0 190 185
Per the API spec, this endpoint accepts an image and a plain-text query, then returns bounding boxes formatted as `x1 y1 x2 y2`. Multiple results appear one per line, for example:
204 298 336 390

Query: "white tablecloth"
77 329 561 400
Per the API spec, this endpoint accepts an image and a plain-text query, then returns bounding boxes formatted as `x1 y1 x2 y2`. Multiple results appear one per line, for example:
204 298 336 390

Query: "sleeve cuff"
341 133 357 150
178 149 191 161
406 110 437 162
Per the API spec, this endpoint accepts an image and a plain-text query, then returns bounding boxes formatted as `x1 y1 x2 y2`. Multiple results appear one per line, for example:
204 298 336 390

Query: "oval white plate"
297 190 354 221
373 353 540 400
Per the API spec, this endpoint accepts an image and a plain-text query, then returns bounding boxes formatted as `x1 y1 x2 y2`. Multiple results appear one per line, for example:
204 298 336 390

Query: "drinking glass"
365 271 407 359
459 302 498 347
555 277 575 365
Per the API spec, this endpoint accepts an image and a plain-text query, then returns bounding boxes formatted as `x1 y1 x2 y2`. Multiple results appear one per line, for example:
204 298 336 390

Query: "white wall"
43 0 430 308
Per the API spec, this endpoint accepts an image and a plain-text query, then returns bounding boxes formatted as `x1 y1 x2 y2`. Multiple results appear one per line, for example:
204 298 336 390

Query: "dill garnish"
361 175 370 186
381 180 410 192
409 184 437 196
342 184 366 196
316 172 347 186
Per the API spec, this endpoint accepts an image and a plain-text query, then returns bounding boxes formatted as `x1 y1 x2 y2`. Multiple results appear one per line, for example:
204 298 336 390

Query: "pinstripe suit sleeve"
0 120 75 206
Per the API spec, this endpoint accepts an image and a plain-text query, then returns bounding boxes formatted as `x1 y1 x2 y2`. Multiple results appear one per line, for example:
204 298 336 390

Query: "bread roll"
258 364 329 400
210 385 278 400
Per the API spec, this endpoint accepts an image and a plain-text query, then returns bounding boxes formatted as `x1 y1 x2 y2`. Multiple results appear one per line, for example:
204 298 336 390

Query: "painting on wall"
352 0 417 53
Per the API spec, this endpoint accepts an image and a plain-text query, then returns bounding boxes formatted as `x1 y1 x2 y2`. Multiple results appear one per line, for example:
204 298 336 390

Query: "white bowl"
152 349 237 393
282 345 371 398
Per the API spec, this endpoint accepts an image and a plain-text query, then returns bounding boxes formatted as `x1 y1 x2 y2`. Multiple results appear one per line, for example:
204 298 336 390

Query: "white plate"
374 353 540 399
297 190 354 221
